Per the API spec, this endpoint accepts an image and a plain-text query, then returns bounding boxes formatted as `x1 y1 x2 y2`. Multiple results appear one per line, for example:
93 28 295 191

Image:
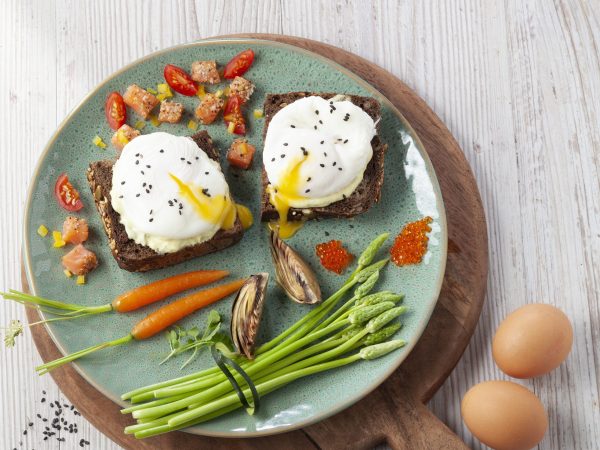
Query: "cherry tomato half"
223 49 255 79
163 64 198 96
104 92 127 130
54 174 84 212
223 95 246 135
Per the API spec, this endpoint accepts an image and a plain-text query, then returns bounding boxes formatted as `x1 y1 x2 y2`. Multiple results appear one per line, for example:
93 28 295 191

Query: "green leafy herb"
161 310 224 368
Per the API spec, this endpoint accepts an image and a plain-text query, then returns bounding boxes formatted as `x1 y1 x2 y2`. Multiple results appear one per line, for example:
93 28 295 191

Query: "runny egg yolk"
235 204 254 230
169 173 236 230
268 156 307 239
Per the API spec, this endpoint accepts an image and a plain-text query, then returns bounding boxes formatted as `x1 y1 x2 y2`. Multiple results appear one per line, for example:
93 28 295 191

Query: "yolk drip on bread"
262 96 377 238
267 155 308 238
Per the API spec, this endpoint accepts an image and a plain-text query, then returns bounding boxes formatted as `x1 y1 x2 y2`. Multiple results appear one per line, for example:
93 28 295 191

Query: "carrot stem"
35 334 133 375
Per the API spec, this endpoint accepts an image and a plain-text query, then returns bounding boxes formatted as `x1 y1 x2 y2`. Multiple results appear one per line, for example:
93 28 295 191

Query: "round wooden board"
23 34 488 450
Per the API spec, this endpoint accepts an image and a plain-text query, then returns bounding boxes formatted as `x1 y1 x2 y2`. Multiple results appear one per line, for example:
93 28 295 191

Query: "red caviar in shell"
390 217 433 266
316 240 354 274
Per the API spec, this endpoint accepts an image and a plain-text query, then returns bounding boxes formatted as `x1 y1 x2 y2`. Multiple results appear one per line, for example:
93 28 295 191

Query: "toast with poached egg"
260 92 387 237
87 131 243 272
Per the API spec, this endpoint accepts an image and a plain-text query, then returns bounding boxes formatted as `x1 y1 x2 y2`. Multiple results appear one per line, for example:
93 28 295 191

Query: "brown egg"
492 304 573 378
462 381 548 450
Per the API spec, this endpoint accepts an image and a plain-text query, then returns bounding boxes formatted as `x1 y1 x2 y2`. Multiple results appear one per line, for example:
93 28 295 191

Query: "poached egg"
110 132 236 254
263 96 377 237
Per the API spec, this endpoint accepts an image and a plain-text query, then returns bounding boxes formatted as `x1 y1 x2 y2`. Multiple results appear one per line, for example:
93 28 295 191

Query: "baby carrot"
131 278 246 339
113 270 229 312
35 278 247 375
2 269 230 327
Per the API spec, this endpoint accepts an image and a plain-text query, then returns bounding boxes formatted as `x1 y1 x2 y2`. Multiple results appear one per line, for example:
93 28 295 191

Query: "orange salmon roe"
316 240 354 274
390 217 433 266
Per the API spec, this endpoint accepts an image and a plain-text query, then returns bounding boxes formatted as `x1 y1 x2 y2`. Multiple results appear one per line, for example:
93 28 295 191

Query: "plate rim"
23 37 448 438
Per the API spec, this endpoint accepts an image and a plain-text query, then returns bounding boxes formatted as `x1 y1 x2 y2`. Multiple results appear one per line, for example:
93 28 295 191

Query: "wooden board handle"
304 381 468 450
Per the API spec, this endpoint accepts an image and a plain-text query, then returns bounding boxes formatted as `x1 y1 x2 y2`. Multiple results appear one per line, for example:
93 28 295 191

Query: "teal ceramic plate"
23 38 447 437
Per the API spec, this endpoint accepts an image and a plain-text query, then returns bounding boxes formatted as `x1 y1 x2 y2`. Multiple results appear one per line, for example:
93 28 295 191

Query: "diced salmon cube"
62 216 89 244
195 93 224 125
227 139 256 170
62 244 98 275
158 101 185 123
191 60 220 84
228 76 254 103
123 84 159 119
111 124 141 151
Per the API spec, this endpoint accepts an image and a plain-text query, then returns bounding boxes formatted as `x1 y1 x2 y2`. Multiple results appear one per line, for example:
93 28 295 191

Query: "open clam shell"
269 230 322 305
231 273 269 359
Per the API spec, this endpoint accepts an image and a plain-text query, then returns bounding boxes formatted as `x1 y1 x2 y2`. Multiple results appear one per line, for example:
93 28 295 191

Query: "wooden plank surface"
1 1 599 449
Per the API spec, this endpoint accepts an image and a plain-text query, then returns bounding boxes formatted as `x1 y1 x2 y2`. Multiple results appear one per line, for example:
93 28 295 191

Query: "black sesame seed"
187 161 191 165
196 156 199 160
180 157 185 161
205 171 210 175
307 177 312 182
143 182 146 187
344 139 348 143
146 189 150 193
178 210 182 215
121 181 125 185
320 163 325 168
146 164 151 168
135 160 139 165
202 188 211 197
141 170 145 175
37 414 42 419
325 231 330 236
338 167 343 171
42 390 46 394
136 193 140 197
283 142 288 146
168 200 173 206
23 430 27 435
28 422 33 427
150 209 153 214
271 157 275 162
324 152 327 157
329 101 333 104
314 125 317 129
118 195 123 199
290 125 296 128
149 218 154 222
320 140 324 144
315 110 319 115
149 184 152 189
319 120 323 124
135 153 140 157
281 154 285 158
305 189 311 193
160 149 164 153
333 161 337 166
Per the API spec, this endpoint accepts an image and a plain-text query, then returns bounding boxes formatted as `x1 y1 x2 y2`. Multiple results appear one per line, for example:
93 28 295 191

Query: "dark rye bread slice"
260 92 387 222
87 131 244 272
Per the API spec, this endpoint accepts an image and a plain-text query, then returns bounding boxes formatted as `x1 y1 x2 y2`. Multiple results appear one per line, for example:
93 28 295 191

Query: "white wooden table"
1 1 599 449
